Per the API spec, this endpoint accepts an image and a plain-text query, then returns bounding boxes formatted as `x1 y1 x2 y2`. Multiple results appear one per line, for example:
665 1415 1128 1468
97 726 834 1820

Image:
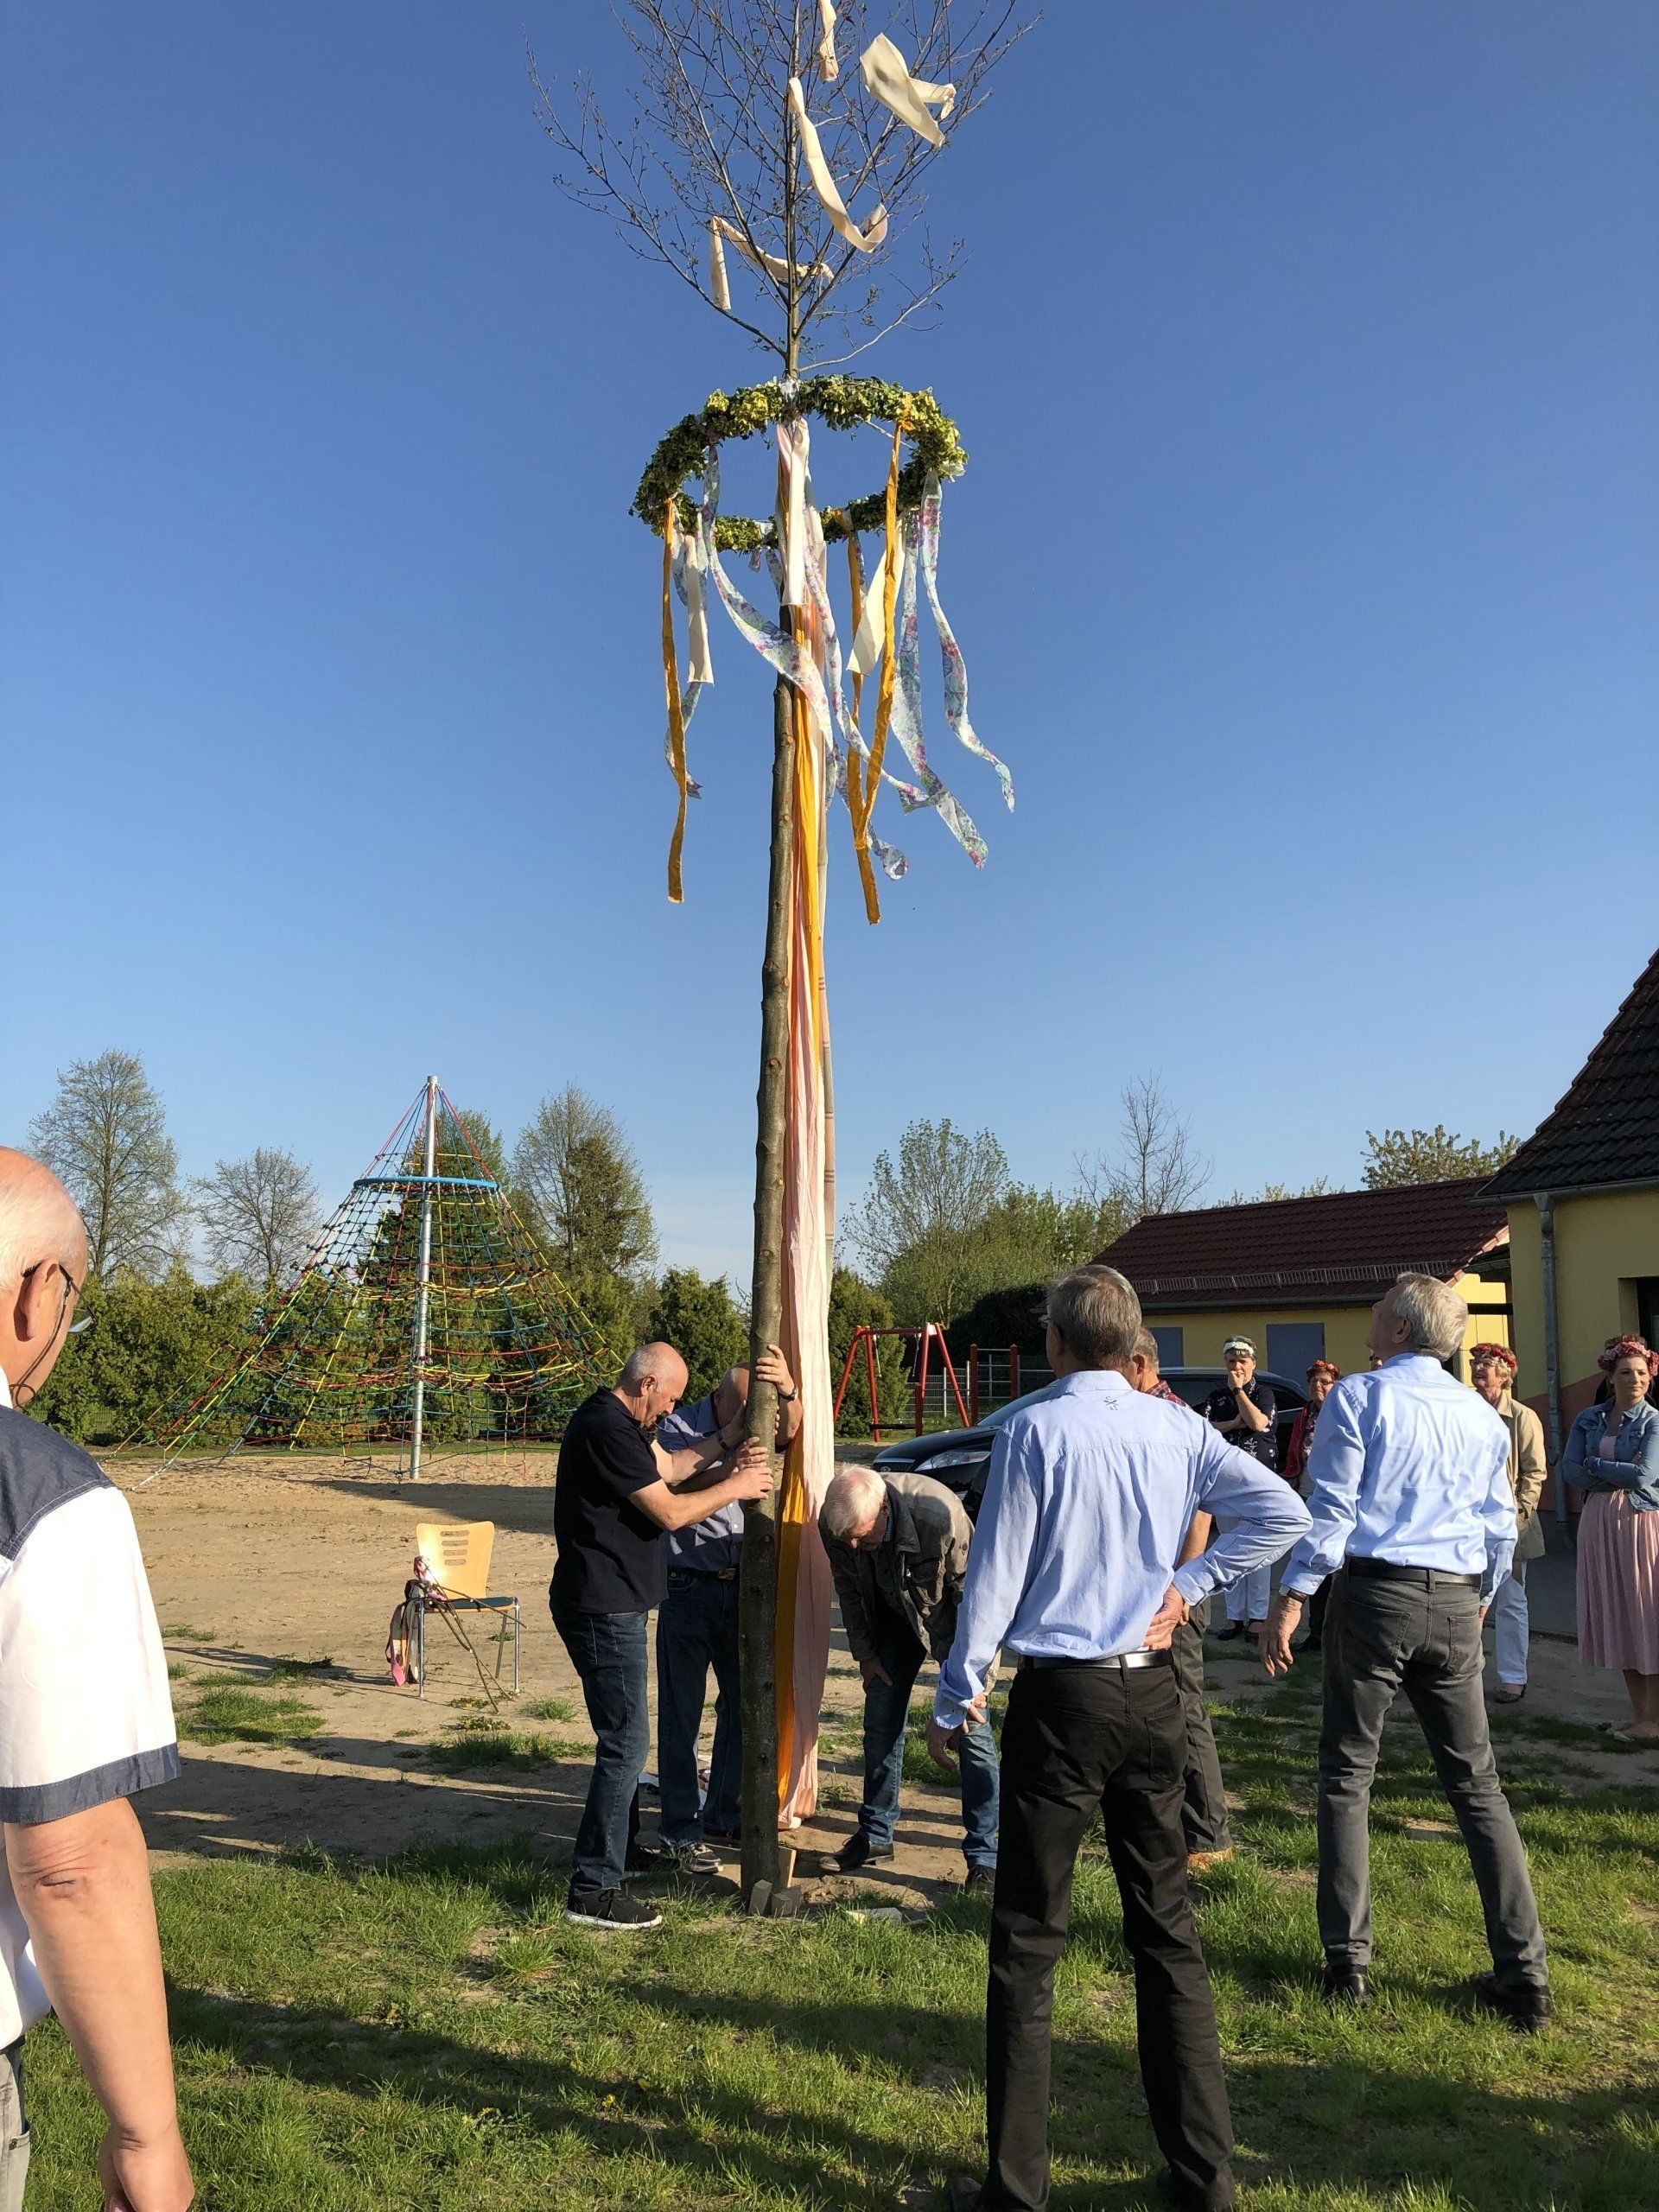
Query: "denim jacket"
1565 1398 1659 1513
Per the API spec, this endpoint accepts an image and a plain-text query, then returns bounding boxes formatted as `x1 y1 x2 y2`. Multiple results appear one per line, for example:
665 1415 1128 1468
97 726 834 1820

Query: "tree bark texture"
739 668 795 1898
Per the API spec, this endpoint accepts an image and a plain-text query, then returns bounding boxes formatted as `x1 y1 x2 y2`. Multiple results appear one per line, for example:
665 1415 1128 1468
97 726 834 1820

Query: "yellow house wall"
1506 1188 1659 1410
1149 1268 1510 1387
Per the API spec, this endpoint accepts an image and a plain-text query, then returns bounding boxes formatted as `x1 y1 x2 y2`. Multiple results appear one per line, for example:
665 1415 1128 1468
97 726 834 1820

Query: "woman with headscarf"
1567 1338 1659 1741
1469 1344 1547 1702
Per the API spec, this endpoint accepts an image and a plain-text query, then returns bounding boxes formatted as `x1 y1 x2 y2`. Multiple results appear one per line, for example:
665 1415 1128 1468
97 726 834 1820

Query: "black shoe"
1470 1972 1551 2032
945 2179 982 2212
1155 2168 1235 2212
1301 1633 1322 1652
1321 1960 1370 2006
563 1887 664 1930
1212 1622 1244 1641
702 1826 742 1845
962 1866 996 1897
818 1834 895 1876
622 1843 668 1880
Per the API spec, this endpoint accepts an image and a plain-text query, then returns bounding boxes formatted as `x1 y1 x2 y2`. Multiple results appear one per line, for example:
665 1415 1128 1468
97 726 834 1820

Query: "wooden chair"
408 1520 521 1700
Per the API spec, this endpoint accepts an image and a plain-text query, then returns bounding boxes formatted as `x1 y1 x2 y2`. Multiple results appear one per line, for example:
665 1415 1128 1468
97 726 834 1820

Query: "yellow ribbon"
662 497 690 903
847 423 902 925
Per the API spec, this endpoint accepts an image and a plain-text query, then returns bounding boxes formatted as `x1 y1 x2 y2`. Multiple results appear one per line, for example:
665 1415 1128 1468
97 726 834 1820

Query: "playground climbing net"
148 1080 608 1471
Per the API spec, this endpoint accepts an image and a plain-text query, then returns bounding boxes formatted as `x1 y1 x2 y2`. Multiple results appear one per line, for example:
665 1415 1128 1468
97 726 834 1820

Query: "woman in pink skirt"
1567 1338 1659 1740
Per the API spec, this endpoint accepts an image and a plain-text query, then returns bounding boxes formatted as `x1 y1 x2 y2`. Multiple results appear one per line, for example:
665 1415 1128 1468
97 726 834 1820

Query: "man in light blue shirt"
1260 1272 1549 2027
931 1267 1308 2212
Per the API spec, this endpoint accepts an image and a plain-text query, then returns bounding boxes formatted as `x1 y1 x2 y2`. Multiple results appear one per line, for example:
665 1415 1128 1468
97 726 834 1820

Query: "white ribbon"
816 0 838 79
858 34 956 149
788 78 888 255
709 216 828 313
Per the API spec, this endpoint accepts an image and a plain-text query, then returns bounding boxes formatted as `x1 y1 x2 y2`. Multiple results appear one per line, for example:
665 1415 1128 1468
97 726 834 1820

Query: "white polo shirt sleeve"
0 1397 179 2041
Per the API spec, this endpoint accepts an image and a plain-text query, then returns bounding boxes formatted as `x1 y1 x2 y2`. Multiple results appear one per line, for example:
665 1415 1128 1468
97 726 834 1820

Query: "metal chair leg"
513 1597 521 1692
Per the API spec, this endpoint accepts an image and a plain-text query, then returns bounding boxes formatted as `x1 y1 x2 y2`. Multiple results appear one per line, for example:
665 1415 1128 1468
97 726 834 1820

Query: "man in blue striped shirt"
931 1267 1308 2212
1261 1271 1549 2025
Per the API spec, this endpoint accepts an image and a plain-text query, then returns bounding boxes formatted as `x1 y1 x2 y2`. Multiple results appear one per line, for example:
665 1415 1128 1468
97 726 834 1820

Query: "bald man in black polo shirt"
551 1341 769 1930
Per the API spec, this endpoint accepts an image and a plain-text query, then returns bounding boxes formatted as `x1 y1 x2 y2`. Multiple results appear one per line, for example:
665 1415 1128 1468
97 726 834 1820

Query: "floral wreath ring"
631 373 966 552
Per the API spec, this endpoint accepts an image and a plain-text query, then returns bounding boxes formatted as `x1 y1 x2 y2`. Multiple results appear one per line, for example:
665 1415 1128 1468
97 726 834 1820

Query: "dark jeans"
1172 1604 1232 1855
550 1601 649 1897
860 1622 999 1870
656 1568 742 1843
1318 1568 1548 1990
984 1662 1234 2212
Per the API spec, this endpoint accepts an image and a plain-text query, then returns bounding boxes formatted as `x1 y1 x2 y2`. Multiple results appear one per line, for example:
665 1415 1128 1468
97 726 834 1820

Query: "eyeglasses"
23 1262 92 1336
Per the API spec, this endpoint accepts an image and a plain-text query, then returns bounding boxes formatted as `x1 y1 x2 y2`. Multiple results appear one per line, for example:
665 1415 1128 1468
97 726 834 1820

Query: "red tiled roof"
1090 1179 1508 1312
1482 944 1659 1201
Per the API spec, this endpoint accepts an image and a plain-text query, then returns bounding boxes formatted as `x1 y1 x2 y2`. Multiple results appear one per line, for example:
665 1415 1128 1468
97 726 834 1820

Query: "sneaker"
663 1841 720 1876
1494 1683 1527 1704
1470 1972 1550 2032
564 1888 664 1931
962 1866 996 1897
817 1834 895 1877
702 1826 742 1846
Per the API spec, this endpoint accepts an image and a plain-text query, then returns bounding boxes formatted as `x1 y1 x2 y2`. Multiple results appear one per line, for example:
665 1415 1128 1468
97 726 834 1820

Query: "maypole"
535 0 1026 1906
406 1074 439 1484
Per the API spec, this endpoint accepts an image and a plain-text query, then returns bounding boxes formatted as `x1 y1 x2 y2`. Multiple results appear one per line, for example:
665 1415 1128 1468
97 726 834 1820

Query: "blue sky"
3 2 1655 1282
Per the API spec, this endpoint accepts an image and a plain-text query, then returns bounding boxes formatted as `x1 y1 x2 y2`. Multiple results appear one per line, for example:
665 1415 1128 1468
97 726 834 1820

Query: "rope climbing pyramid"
150 1077 609 1474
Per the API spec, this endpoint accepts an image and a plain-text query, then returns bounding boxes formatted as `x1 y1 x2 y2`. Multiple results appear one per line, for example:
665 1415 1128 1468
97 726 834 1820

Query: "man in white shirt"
1261 1271 1548 2027
0 1148 191 2209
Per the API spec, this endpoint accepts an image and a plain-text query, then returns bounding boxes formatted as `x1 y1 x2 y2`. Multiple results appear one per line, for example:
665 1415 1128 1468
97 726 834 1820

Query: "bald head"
0 1148 87 1290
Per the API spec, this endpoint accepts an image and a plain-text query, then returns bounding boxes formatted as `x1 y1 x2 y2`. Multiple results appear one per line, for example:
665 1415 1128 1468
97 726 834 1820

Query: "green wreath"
632 374 966 553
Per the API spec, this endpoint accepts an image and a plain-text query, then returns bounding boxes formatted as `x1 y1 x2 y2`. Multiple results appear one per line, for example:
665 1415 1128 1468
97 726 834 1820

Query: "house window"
1266 1322 1325 1381
1151 1326 1185 1369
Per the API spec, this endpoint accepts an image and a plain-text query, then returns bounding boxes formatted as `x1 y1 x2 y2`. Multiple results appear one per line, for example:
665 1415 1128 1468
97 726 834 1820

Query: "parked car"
868 1366 1310 1520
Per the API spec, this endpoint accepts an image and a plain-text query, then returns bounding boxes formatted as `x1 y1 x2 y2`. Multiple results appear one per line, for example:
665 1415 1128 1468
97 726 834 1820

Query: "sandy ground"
115 1450 1659 1908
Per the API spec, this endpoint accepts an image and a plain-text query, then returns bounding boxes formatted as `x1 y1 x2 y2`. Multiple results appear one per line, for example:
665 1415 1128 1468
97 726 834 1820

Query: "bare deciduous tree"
30 1050 188 1282
1077 1076 1211 1227
194 1150 321 1287
533 0 1027 369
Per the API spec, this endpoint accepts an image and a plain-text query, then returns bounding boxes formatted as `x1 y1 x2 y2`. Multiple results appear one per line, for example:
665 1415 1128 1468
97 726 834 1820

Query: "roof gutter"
1535 1191 1567 1528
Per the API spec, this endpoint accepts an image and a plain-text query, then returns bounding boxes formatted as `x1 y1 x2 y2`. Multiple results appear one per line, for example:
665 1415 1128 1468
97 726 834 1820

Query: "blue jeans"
550 1603 649 1897
656 1568 742 1843
860 1624 999 1869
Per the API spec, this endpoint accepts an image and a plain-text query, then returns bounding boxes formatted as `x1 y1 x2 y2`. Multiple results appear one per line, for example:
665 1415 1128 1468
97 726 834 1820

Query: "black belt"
1019 1648 1170 1673
1345 1557 1479 1591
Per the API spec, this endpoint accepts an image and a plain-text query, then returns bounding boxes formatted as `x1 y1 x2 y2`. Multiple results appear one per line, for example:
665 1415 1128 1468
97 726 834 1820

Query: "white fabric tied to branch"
816 0 838 79
709 217 828 314
849 534 903 678
859 33 957 149
787 78 887 255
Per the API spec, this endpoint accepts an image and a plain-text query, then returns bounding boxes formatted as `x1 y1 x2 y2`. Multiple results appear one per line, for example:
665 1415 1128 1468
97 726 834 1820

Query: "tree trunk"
739 668 794 1900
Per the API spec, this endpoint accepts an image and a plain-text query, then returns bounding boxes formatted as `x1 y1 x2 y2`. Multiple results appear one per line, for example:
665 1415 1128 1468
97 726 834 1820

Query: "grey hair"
1043 1266 1142 1368
1391 1272 1467 1362
619 1341 683 1390
0 1150 86 1290
1133 1326 1160 1370
819 1464 887 1544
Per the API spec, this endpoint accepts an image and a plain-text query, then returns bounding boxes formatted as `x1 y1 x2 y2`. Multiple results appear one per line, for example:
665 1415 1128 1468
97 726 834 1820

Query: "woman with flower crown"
1567 1337 1659 1740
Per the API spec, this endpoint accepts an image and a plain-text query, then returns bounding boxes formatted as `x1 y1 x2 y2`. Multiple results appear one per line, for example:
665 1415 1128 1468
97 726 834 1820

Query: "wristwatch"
778 1386 798 1403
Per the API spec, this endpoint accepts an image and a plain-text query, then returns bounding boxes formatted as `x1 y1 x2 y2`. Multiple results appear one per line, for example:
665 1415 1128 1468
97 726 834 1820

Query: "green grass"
179 1684 326 1746
424 1730 590 1773
520 1696 578 1724
24 1667 1659 2209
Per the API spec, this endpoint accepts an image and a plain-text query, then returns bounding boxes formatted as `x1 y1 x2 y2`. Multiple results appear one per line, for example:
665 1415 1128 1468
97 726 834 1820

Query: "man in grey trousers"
1260 1272 1550 2027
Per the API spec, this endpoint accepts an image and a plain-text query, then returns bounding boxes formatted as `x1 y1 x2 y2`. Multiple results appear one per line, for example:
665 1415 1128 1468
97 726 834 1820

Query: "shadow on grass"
160 1958 1659 2211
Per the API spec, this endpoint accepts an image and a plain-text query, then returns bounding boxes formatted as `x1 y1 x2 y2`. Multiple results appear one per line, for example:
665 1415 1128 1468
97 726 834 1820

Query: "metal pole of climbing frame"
407 1075 438 1483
